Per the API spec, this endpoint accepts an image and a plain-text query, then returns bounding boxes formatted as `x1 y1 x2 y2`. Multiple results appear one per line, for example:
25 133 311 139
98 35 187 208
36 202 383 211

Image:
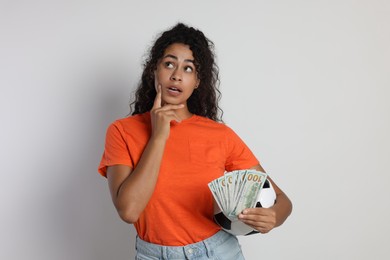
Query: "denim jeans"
135 230 245 260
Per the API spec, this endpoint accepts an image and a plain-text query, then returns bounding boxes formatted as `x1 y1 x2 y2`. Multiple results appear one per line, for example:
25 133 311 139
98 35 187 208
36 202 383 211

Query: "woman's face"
155 43 200 106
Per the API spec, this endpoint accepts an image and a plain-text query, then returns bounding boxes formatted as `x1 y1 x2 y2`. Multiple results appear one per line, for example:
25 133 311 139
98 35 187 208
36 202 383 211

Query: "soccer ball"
213 179 276 236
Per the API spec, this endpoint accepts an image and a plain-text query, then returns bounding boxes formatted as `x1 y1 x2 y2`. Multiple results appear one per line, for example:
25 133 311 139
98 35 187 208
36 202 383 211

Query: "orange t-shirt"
98 112 259 246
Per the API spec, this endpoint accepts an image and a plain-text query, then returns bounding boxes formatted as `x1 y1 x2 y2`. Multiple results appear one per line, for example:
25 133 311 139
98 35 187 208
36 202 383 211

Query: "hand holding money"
208 170 268 221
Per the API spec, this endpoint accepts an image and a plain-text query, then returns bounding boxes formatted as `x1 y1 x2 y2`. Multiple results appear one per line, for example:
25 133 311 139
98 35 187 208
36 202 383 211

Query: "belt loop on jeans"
162 246 168 260
203 240 213 258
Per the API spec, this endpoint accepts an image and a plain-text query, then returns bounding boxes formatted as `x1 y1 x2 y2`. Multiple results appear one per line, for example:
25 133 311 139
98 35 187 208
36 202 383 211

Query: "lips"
166 85 183 98
167 86 182 93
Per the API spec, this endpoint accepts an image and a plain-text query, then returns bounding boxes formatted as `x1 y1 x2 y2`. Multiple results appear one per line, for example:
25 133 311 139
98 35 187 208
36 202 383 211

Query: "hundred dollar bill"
229 170 267 219
224 171 234 213
208 179 224 212
208 170 268 220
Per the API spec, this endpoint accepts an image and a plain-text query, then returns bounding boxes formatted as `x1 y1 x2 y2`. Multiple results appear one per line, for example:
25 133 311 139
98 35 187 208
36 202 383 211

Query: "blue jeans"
135 230 245 260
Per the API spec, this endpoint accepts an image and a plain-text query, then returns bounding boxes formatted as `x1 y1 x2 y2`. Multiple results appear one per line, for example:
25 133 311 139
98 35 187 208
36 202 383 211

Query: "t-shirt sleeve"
225 126 259 172
98 121 134 177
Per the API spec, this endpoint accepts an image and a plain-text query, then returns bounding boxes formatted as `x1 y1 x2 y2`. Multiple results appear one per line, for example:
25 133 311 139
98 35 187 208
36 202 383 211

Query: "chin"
162 97 185 106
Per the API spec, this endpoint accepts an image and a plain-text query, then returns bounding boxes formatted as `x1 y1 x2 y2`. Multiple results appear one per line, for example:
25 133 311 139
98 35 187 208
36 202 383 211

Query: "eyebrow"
163 54 195 64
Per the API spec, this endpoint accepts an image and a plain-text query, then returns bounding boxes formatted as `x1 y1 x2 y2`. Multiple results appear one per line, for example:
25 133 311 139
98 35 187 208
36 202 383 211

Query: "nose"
170 69 182 81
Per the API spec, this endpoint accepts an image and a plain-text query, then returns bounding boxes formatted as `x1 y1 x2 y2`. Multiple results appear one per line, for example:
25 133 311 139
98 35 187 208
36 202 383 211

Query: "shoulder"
112 112 150 127
108 112 151 136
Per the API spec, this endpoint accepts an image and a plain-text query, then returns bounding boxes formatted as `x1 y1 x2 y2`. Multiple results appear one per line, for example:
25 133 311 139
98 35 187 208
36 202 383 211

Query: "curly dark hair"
130 23 223 122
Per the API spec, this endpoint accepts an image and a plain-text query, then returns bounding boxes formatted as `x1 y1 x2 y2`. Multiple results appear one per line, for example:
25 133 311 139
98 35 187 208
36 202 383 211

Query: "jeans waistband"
136 230 233 259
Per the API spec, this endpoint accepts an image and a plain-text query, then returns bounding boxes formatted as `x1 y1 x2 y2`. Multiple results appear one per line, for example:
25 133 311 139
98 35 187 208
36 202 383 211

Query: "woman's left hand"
238 207 277 234
240 166 292 233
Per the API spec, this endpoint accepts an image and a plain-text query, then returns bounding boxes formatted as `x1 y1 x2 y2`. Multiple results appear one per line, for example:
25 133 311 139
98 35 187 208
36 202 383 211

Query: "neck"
176 106 193 120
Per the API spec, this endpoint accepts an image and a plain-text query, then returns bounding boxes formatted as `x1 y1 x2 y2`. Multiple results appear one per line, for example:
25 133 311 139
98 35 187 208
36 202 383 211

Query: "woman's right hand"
150 85 184 141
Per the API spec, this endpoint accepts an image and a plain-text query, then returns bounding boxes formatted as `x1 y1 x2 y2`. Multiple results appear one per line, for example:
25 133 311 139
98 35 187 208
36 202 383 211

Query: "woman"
98 23 292 259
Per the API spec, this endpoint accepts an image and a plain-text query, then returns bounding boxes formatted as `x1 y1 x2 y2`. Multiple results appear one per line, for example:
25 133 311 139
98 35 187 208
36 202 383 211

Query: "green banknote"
208 170 268 221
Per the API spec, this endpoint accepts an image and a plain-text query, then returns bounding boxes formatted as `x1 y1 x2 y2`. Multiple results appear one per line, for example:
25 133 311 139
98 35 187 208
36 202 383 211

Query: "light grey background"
1 1 389 259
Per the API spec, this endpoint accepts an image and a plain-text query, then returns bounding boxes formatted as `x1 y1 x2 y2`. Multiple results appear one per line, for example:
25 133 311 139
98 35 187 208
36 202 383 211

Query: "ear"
195 78 200 88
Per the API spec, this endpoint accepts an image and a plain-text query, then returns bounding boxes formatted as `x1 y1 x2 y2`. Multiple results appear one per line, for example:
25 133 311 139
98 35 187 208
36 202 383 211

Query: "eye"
164 62 174 69
184 66 194 72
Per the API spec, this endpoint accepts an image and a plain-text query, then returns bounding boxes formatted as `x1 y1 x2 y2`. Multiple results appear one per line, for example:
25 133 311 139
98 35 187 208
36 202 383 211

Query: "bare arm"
106 85 183 223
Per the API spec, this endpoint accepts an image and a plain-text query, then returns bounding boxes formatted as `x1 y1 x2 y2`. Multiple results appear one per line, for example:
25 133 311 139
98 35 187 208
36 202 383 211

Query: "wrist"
149 135 168 145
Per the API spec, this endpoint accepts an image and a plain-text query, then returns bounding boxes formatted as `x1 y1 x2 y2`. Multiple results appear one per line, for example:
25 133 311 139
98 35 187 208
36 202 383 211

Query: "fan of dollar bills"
208 170 268 221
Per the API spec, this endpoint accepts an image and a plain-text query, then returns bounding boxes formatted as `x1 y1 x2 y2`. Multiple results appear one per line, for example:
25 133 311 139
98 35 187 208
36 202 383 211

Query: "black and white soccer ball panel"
213 179 277 236
255 178 276 208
